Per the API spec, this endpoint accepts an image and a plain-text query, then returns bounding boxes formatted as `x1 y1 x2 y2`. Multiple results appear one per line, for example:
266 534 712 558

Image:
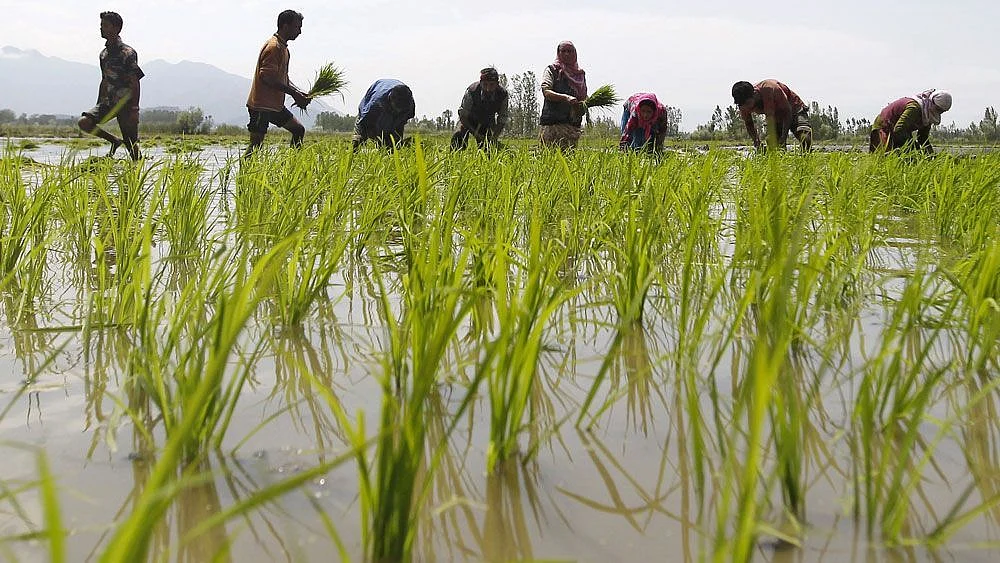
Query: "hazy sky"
2 0 997 130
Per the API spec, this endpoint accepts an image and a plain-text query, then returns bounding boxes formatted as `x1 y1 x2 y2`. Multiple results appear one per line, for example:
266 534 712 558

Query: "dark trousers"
450 121 497 150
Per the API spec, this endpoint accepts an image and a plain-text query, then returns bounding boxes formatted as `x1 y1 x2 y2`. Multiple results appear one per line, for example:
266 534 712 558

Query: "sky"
1 0 998 130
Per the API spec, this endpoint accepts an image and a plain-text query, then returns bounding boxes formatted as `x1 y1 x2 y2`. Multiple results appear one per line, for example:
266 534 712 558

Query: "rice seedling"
159 156 213 259
0 149 54 286
480 200 575 471
97 238 299 562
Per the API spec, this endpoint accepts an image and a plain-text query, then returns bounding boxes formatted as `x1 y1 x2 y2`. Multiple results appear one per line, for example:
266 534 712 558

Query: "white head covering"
911 89 952 126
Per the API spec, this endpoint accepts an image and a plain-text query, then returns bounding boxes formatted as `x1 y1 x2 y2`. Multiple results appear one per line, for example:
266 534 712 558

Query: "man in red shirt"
732 80 812 152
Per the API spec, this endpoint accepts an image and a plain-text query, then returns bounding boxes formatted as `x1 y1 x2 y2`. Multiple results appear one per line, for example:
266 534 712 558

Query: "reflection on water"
1 142 999 562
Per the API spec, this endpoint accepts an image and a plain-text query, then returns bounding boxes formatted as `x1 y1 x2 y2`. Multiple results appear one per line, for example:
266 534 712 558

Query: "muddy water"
2 140 1000 562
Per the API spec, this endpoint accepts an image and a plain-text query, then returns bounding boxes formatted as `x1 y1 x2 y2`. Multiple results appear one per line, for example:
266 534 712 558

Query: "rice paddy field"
1 137 999 562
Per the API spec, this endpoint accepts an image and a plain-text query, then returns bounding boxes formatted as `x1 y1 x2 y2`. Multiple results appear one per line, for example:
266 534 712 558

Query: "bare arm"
741 108 760 148
916 126 932 153
654 124 668 152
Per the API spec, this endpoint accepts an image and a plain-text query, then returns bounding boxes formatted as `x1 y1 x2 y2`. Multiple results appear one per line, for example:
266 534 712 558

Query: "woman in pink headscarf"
870 89 953 153
620 93 670 152
539 41 588 149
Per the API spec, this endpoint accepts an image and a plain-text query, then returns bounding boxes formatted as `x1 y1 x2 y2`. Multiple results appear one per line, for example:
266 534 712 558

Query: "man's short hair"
277 10 304 28
100 11 123 31
732 81 755 106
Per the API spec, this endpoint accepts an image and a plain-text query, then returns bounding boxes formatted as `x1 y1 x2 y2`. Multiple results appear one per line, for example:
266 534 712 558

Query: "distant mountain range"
0 46 329 126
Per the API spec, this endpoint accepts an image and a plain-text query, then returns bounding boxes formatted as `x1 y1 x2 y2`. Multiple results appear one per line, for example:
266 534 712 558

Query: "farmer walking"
539 41 588 149
77 11 144 160
619 93 670 152
731 79 812 152
244 9 311 159
450 67 509 150
869 89 952 153
352 79 416 149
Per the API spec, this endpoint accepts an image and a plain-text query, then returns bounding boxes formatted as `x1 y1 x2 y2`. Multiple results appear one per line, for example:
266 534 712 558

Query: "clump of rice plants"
480 201 574 472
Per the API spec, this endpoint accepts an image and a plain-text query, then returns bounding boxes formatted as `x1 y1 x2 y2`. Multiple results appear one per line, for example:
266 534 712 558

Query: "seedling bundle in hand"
584 84 620 110
297 62 348 112
583 84 620 124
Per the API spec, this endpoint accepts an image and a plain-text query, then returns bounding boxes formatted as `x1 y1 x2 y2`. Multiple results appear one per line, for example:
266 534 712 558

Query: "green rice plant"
0 149 54 285
268 228 350 328
232 145 348 258
85 160 166 326
48 158 103 275
850 262 959 543
947 241 1000 374
480 200 575 471
604 197 661 329
265 149 354 327
0 445 65 563
159 156 212 259
98 238 296 562
327 139 485 563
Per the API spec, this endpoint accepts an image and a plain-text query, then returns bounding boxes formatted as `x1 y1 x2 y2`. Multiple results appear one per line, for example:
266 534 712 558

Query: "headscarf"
910 89 952 126
552 41 587 99
621 93 665 143
480 67 499 82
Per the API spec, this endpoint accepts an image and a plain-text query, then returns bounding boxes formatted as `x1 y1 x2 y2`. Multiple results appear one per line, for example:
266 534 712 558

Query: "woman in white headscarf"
869 89 953 153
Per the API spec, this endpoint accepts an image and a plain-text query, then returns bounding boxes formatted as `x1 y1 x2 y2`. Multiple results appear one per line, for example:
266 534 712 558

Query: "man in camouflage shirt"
450 67 509 150
77 11 144 160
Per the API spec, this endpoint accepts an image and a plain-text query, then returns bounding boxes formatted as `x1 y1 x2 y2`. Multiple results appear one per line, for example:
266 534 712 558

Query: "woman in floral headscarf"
539 41 588 149
869 89 953 153
620 93 670 152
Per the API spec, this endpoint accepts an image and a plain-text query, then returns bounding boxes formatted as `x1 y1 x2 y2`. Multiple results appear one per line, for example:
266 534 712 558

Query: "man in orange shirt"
732 79 812 152
244 9 311 158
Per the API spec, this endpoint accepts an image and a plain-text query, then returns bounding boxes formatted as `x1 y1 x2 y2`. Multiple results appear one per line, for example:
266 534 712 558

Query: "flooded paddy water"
1 137 999 562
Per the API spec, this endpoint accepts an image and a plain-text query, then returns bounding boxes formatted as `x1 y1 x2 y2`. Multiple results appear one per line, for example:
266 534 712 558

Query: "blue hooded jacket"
356 79 415 142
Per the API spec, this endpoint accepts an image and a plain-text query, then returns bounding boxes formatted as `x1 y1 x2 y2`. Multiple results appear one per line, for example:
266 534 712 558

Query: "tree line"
4 95 999 142
0 106 213 135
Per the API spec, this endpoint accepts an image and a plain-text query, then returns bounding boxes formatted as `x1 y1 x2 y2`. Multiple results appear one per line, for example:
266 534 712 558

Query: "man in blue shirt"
352 79 415 149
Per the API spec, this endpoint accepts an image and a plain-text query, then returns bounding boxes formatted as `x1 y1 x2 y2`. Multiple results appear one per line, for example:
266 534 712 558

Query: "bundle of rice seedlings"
584 84 620 110
583 84 620 125
297 63 348 111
